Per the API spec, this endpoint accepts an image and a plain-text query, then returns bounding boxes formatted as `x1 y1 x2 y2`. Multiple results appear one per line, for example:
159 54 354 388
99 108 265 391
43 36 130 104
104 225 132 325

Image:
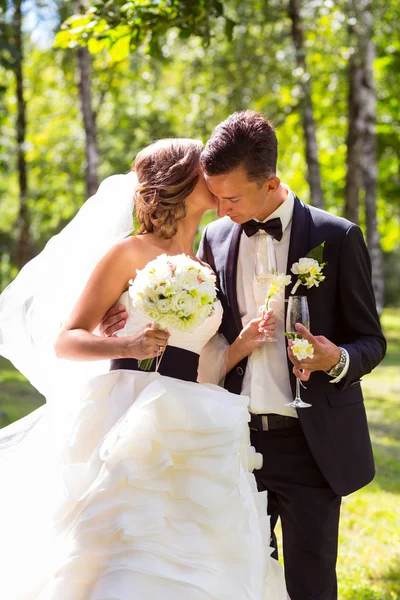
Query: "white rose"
172 254 189 270
155 298 173 313
176 269 199 290
171 291 197 317
198 281 216 301
141 291 158 313
199 302 214 320
158 313 181 329
154 283 168 297
145 307 162 322
291 257 318 275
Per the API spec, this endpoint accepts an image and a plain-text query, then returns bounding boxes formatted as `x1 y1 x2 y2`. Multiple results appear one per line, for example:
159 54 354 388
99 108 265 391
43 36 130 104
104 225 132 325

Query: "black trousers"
250 423 341 600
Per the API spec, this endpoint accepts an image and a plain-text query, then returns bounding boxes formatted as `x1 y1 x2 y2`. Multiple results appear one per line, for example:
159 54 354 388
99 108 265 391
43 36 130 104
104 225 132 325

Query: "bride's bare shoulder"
115 235 160 270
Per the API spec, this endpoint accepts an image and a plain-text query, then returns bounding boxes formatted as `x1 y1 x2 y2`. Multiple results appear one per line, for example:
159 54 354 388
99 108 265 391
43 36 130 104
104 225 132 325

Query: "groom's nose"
217 198 229 218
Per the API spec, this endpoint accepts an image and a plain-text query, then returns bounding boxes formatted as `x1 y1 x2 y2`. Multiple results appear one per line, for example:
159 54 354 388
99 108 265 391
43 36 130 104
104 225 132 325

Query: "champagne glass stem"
295 377 301 401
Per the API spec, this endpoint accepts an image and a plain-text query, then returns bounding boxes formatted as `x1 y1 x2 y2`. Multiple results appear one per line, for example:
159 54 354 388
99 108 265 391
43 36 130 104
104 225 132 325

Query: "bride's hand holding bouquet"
119 325 170 361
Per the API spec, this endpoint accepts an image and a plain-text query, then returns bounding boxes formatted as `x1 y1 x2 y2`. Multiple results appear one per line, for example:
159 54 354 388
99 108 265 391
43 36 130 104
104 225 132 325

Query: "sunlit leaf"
109 35 130 61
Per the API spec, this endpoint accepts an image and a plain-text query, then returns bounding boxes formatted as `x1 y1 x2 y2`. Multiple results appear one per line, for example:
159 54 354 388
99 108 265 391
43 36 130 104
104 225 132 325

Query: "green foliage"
55 0 234 61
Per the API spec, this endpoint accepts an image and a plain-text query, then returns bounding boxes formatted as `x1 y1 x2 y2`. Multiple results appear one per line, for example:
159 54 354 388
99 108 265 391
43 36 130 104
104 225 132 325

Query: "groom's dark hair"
200 110 277 185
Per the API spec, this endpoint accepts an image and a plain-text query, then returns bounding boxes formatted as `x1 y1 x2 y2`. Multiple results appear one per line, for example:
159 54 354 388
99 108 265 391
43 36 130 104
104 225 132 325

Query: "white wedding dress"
0 291 288 600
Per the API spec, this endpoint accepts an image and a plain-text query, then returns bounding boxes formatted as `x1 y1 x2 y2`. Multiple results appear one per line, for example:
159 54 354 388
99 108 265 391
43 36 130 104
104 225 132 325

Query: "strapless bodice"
115 290 223 355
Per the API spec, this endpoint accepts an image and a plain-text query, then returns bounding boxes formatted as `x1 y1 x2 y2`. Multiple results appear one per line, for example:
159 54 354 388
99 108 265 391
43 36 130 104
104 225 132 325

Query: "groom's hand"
98 304 128 337
287 323 341 381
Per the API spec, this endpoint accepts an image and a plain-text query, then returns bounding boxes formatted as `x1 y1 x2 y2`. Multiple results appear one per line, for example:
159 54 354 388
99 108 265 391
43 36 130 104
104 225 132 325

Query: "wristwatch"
327 347 347 378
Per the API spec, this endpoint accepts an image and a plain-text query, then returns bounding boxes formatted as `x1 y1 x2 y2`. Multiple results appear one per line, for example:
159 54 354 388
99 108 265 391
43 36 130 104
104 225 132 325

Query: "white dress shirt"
236 187 348 416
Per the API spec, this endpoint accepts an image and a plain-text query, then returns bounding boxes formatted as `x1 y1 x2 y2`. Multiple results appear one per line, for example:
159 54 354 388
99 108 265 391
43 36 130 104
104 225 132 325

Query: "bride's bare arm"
55 239 169 361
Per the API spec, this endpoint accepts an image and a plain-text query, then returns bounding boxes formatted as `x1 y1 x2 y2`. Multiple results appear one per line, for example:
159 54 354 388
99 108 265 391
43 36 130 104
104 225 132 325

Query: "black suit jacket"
197 196 386 496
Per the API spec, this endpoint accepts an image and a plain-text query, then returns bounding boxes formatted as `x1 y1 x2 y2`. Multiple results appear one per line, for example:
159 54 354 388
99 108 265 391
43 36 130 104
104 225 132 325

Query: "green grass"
0 357 44 427
335 309 400 600
0 311 399 599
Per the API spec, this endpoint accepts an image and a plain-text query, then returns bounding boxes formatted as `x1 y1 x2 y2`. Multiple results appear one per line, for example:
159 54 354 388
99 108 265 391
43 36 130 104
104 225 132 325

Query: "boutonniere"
290 242 327 295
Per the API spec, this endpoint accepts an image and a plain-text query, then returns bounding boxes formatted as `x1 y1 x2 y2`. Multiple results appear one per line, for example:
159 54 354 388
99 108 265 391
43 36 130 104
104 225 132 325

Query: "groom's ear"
263 175 280 194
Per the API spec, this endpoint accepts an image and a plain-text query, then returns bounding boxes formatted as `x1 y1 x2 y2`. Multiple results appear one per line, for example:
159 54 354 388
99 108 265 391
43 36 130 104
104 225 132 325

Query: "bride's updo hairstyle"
132 138 203 239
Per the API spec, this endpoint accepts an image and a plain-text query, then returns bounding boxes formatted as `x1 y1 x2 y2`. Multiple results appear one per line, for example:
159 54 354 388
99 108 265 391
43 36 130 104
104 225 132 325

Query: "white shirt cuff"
328 348 350 384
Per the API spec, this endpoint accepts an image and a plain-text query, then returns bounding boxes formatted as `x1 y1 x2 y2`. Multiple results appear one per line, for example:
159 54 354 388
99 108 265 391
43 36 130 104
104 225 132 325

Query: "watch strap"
327 347 347 378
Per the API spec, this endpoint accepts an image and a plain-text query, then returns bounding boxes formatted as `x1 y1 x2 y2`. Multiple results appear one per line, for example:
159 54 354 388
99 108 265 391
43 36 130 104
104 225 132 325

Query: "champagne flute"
285 295 312 408
254 231 277 342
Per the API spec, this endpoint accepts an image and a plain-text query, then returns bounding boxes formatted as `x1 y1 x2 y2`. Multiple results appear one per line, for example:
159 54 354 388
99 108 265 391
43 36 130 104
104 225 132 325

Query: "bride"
0 138 288 599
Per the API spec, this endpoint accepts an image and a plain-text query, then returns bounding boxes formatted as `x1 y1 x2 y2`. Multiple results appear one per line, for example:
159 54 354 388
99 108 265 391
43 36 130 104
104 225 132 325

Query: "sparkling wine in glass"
285 295 312 408
254 231 277 343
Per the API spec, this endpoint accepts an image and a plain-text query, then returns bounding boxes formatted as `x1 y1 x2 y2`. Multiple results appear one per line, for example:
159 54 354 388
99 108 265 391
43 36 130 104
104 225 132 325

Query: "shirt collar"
255 185 295 234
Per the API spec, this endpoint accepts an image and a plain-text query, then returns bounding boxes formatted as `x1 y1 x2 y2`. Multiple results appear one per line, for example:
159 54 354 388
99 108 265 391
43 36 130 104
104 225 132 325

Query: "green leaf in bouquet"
306 241 325 264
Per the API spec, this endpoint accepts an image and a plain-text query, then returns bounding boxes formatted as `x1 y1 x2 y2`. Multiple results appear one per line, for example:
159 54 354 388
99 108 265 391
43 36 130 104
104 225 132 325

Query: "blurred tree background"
0 0 399 308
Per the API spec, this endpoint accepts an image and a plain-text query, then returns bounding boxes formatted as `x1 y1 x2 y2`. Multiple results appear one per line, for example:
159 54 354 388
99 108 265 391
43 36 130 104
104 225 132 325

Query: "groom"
196 111 386 600
102 111 386 599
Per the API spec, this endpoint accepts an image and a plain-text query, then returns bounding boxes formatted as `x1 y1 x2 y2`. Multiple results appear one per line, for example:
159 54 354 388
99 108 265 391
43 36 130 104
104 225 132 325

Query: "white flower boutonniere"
290 242 327 295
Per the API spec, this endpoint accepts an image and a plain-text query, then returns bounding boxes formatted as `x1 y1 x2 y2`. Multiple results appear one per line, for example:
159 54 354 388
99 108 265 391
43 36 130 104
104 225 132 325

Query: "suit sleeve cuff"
328 348 350 384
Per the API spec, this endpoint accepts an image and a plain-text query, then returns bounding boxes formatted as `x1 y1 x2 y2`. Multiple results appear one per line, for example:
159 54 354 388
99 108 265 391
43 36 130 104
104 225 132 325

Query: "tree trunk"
345 0 384 311
344 57 363 224
288 0 324 209
77 44 99 197
360 10 384 312
13 0 31 269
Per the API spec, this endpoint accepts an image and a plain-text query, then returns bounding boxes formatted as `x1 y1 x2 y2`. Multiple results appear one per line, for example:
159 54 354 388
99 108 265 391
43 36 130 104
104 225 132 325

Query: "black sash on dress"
110 345 199 383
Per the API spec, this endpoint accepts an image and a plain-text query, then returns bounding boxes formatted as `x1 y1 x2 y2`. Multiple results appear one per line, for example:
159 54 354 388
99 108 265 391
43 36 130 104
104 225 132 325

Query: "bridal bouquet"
129 254 218 370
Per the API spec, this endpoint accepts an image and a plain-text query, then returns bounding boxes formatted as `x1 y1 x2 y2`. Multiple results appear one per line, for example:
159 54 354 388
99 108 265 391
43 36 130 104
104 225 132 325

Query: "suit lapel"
226 223 243 336
285 196 311 302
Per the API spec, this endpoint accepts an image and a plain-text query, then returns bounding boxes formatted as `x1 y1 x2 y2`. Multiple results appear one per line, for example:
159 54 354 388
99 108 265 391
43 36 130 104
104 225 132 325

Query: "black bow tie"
242 217 283 241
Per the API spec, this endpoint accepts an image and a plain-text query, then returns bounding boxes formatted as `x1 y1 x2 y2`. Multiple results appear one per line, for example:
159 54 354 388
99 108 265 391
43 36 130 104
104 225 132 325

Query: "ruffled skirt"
0 371 288 599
